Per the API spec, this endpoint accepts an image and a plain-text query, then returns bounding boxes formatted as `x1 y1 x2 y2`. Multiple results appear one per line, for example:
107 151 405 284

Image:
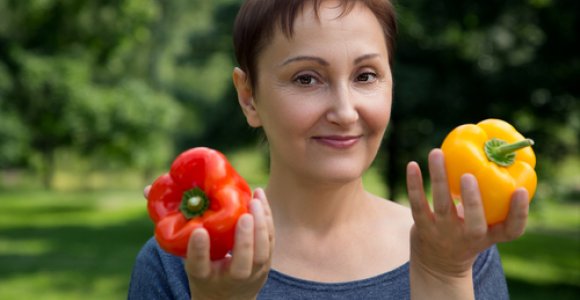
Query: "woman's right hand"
186 187 274 300
144 186 275 300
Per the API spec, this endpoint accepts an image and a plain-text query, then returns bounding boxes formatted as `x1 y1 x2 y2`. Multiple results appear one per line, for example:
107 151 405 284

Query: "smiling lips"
312 135 362 149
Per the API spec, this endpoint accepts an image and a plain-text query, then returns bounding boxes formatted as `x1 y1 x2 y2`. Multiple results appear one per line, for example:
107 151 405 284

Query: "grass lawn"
497 199 580 300
498 230 580 300
0 187 578 299
0 189 152 299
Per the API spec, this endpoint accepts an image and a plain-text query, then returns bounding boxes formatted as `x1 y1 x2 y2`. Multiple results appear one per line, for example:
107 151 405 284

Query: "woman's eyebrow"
280 53 382 67
280 56 329 67
354 53 381 65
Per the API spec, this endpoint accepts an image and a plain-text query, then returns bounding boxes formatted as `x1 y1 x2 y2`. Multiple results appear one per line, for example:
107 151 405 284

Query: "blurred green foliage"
386 0 579 198
0 0 186 187
0 0 578 198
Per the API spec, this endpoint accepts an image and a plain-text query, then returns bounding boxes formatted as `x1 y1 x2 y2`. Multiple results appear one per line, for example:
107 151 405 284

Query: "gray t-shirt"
128 238 509 299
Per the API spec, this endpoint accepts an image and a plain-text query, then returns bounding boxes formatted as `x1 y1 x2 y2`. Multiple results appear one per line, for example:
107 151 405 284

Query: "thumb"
143 185 151 199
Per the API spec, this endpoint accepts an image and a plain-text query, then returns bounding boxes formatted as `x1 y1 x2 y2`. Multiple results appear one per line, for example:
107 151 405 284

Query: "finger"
456 203 465 219
143 185 151 199
461 174 487 239
500 188 529 242
185 228 211 279
250 199 269 265
406 161 433 226
255 188 275 248
230 214 254 279
428 149 455 217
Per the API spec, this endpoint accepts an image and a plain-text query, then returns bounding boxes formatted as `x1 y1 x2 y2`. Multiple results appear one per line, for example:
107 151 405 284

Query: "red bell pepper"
147 147 252 260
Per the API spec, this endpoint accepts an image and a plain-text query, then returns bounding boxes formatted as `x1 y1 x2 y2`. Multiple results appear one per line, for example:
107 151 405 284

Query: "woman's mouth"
312 135 362 149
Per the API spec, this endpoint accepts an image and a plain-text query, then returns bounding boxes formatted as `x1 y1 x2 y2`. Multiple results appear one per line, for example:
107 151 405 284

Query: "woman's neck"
265 167 373 234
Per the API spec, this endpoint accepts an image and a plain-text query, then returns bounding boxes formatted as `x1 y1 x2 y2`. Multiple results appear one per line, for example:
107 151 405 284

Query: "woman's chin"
307 164 368 185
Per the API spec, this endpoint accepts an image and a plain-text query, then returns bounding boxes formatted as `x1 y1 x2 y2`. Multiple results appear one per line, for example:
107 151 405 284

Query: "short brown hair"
233 0 397 88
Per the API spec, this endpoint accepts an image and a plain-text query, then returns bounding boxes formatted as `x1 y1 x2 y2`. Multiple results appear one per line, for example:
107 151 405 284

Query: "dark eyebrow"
280 53 382 67
354 53 381 65
280 56 329 67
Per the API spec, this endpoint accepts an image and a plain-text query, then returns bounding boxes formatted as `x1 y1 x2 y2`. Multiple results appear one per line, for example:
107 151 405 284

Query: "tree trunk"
41 150 55 190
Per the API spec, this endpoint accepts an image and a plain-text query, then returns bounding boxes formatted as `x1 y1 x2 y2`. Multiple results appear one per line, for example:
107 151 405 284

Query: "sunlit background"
0 0 578 299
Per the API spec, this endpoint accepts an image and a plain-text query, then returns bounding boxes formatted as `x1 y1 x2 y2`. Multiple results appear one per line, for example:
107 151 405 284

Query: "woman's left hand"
406 149 529 299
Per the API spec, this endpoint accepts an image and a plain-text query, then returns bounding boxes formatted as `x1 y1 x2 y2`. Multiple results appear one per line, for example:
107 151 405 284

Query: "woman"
129 1 530 299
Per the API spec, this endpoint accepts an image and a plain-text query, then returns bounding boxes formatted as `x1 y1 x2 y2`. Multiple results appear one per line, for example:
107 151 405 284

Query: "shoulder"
366 193 414 264
134 237 183 271
368 192 414 231
128 237 190 300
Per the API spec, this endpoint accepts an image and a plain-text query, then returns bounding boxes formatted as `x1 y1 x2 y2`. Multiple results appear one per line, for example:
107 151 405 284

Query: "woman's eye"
356 72 377 83
294 74 318 85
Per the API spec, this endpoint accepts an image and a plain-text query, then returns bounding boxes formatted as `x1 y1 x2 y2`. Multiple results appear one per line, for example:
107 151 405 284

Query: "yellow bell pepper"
441 119 536 225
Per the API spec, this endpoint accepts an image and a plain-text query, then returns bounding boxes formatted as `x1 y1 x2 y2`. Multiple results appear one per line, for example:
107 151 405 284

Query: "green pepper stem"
484 138 534 167
180 188 209 219
187 197 202 211
492 139 534 156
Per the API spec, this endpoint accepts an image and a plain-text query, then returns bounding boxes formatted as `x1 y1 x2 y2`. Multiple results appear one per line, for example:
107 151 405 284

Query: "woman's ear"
233 67 261 128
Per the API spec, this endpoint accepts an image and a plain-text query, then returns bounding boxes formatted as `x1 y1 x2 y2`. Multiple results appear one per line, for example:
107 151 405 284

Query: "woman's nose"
326 85 359 126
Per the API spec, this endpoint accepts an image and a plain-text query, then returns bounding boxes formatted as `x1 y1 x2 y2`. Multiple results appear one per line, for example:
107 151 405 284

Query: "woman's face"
247 2 392 184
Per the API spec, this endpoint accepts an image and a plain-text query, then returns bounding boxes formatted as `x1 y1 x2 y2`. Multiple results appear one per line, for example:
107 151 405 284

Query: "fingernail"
429 148 443 160
192 229 205 244
255 188 269 206
460 174 476 189
254 188 264 200
513 188 529 202
144 185 151 199
407 162 417 175
250 199 262 214
239 215 253 230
